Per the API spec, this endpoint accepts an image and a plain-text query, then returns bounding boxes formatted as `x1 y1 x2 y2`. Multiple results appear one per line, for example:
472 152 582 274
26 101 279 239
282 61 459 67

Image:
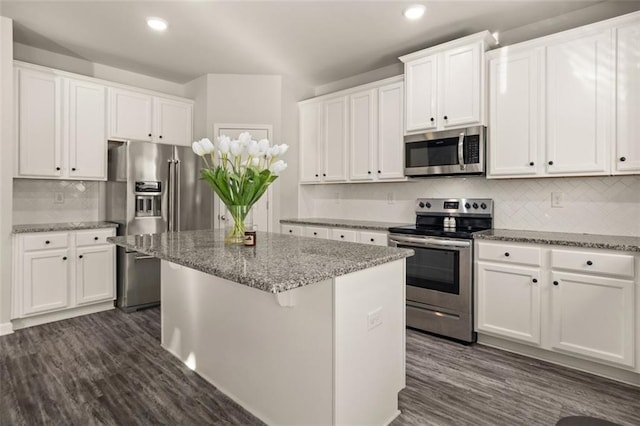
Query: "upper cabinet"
400 32 496 134
487 11 640 178
108 88 193 146
299 76 405 185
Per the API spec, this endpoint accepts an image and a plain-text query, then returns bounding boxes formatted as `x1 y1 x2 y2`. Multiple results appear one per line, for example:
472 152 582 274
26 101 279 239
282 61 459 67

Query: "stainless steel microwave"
404 126 485 177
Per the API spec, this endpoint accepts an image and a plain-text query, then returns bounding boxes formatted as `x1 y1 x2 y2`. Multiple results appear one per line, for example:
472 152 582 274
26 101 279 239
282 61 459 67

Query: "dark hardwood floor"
1 307 639 426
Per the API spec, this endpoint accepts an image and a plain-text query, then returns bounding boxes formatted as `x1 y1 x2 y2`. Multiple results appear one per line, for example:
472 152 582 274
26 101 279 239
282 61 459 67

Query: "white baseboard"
0 322 14 336
11 301 115 331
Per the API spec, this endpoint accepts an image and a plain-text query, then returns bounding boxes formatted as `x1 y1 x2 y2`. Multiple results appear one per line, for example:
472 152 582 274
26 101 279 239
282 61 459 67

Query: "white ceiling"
2 1 640 87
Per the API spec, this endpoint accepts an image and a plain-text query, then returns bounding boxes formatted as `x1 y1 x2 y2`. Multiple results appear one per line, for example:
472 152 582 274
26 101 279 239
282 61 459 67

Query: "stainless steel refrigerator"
106 140 213 311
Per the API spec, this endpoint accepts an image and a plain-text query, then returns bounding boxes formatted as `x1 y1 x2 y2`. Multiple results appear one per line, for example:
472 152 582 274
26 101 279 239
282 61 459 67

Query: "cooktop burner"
388 198 493 239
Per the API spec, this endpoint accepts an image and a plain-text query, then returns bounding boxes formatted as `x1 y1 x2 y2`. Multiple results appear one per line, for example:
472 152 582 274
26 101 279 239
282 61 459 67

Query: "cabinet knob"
313 232 317 236
443 115 448 120
340 235 344 239
430 117 434 122
377 170 381 173
548 161 554 165
504 252 510 257
315 174 319 177
368 171 371 174
529 162 534 166
55 167 61 171
620 157 626 162
62 256 67 261
71 167 76 171
79 255 83 259
94 236 99 241
586 260 593 266
148 133 152 137
159 135 163 139
288 230 292 233
532 278 538 283
370 238 374 242
322 173 326 177
45 240 50 244
553 281 559 286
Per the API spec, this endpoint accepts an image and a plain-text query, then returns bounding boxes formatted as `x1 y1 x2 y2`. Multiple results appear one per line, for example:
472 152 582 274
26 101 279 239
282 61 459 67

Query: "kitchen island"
109 230 413 426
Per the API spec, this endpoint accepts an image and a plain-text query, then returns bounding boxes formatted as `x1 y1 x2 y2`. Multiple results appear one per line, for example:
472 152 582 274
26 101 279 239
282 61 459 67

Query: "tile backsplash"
301 175 640 237
13 179 103 225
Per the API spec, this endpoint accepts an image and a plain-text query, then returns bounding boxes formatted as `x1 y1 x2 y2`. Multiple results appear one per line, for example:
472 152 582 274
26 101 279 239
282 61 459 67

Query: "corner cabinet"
12 228 116 329
299 76 405 185
401 32 496 134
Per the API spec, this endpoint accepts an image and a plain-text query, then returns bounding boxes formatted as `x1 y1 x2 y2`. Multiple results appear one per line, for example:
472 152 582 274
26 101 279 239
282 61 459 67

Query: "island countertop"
108 230 413 293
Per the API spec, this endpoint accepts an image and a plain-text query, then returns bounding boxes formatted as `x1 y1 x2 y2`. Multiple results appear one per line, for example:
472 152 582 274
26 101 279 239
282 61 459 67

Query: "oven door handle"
458 131 466 170
388 235 471 249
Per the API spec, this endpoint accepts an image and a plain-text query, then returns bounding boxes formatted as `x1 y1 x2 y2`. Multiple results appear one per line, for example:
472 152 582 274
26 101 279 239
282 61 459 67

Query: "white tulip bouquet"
192 132 288 243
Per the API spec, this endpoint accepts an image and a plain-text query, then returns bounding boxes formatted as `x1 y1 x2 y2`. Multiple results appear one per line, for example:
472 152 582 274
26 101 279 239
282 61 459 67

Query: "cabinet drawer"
304 226 330 239
359 231 388 246
23 232 69 251
330 228 358 243
281 224 304 236
75 228 116 247
551 249 634 279
477 242 541 266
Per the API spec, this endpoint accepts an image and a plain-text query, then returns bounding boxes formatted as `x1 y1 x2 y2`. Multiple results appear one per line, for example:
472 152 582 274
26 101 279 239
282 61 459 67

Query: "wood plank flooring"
1 307 639 425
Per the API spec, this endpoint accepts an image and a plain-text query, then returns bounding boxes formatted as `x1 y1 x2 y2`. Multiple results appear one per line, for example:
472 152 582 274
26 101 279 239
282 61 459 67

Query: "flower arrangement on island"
192 132 288 243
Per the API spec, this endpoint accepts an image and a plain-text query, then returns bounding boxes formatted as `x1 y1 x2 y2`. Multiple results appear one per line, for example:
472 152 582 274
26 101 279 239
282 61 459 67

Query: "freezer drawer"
117 247 160 311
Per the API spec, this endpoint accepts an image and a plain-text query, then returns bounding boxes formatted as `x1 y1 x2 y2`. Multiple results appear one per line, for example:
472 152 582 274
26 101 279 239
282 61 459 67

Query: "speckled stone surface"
108 230 413 293
13 221 119 234
474 229 640 253
280 218 411 232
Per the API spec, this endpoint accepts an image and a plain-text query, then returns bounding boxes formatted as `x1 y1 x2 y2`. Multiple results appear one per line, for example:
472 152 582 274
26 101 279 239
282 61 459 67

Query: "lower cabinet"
281 224 388 246
12 228 116 326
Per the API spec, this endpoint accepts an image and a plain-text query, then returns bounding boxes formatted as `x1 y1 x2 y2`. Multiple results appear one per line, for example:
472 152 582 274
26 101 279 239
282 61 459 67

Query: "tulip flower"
257 139 270 155
199 138 215 154
218 135 230 154
269 159 288 175
192 141 206 156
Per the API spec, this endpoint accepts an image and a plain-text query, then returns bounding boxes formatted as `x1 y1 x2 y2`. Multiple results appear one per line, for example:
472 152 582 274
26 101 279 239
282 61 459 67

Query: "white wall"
0 16 13 331
299 176 640 237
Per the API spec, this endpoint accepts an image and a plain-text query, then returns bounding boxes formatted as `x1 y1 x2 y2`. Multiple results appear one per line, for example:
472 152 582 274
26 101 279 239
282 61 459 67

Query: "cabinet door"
550 272 634 367
330 228 358 243
545 31 612 175
405 55 438 132
22 248 70 316
358 231 388 246
476 262 541 345
16 68 63 177
323 97 349 182
441 43 482 128
377 81 405 179
281 224 304 236
304 226 330 239
615 22 640 174
154 97 193 146
68 79 107 180
488 49 542 177
299 102 322 183
108 88 153 142
76 245 115 305
349 89 376 180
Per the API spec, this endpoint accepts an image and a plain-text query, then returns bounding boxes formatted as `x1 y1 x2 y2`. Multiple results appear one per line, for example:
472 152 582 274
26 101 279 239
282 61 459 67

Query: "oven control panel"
416 198 493 215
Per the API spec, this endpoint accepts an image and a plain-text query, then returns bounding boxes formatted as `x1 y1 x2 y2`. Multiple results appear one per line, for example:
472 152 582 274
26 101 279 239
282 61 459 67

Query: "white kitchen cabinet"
488 49 542 177
67 79 107 180
545 30 612 175
108 88 153 142
76 245 115 305
22 248 70 316
323 96 349 182
615 20 640 174
349 89 377 181
154 96 193 147
377 81 405 180
304 226 330 239
476 262 542 345
299 101 323 183
550 272 635 367
358 231 388 246
16 67 63 178
400 32 496 134
330 228 358 243
281 224 304 236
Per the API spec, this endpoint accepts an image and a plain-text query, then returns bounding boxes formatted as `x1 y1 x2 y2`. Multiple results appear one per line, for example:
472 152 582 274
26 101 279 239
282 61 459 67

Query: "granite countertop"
474 229 640 253
108 230 413 294
13 221 119 234
280 218 411 232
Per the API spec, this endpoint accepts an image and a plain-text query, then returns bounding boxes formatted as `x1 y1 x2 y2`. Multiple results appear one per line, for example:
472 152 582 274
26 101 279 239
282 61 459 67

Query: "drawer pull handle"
504 252 510 257
620 156 626 162
443 115 448 120
288 230 292 233
370 238 375 242
532 278 538 283
55 167 61 171
313 232 317 236
529 162 534 166
79 255 83 259
94 237 99 241
586 260 593 266
45 240 50 244
340 235 344 239
62 256 67 261
553 281 559 286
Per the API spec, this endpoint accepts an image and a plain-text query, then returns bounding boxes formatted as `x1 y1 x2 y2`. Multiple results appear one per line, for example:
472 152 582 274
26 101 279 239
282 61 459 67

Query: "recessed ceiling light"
147 17 168 32
404 5 426 20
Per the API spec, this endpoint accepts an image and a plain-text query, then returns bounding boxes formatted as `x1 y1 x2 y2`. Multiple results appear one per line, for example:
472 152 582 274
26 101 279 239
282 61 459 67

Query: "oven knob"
425 202 431 208
419 202 425 208
464 203 471 209
472 203 479 209
480 203 487 209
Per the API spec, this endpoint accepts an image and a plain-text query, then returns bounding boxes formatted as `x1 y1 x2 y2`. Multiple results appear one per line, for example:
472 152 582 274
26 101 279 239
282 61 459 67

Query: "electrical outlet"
387 192 395 205
551 191 564 208
54 192 64 204
367 307 383 331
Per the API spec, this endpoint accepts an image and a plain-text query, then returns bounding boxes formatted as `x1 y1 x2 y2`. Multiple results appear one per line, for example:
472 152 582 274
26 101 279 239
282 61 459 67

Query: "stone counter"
280 217 410 232
13 221 119 234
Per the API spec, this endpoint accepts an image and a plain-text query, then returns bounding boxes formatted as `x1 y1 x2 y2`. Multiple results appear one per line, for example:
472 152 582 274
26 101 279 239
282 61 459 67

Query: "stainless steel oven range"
388 198 493 343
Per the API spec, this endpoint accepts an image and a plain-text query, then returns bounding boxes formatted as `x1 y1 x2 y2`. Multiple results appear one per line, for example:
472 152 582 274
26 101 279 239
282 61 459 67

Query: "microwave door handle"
458 132 466 170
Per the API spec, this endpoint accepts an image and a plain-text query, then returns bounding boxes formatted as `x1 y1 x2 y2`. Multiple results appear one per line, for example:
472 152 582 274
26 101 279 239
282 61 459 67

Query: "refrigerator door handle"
168 159 175 232
175 159 181 231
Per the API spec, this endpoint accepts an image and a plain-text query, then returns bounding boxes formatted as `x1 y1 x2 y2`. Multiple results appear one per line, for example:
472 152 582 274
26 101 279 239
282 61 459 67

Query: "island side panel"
160 261 334 426
333 259 406 425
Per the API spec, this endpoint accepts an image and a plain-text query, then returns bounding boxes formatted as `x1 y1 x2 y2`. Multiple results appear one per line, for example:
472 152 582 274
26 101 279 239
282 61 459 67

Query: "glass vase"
225 205 251 244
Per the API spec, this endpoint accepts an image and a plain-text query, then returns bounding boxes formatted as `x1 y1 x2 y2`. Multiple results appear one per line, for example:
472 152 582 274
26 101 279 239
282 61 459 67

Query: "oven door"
388 234 472 312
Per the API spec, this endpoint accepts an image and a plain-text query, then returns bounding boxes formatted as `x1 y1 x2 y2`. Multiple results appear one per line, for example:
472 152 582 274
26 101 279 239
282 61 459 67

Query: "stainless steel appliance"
106 141 213 311
388 198 493 342
404 126 485 177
